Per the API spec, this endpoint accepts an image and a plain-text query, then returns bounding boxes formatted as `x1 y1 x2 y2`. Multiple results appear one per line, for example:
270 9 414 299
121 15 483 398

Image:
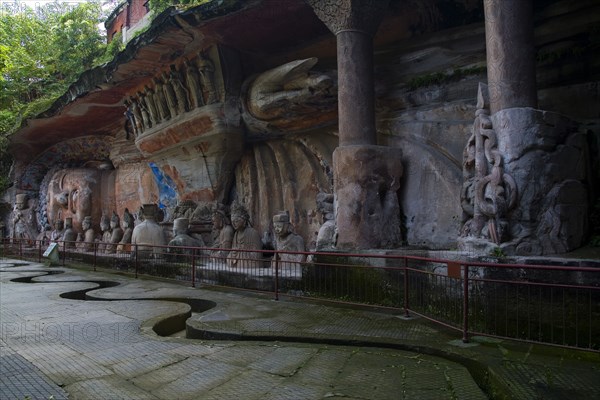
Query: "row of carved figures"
11 190 331 267
124 51 218 138
40 209 135 254
129 202 306 269
29 202 307 270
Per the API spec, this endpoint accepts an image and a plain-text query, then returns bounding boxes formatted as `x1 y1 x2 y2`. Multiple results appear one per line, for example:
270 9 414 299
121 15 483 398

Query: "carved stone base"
333 145 403 249
134 103 243 203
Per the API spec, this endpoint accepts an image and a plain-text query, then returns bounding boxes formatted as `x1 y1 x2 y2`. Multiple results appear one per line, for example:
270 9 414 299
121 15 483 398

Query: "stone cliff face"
4 0 599 254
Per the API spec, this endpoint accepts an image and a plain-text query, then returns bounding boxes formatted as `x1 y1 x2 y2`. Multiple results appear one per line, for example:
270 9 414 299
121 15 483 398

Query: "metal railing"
2 238 598 352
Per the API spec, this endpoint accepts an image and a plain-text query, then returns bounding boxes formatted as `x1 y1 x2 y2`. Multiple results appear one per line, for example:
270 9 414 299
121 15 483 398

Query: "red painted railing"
2 238 598 352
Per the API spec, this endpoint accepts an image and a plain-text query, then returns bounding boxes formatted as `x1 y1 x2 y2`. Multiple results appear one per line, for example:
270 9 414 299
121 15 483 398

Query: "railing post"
274 252 279 301
38 240 42 263
19 239 22 258
191 251 196 288
403 257 410 317
93 242 97 272
135 244 138 279
62 241 66 266
462 264 470 343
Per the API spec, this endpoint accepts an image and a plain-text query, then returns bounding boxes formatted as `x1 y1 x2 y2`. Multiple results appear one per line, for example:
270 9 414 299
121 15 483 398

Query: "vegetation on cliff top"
0 1 123 191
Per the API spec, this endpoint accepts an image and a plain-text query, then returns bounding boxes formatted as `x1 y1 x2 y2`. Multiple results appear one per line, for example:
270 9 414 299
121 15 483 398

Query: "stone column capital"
305 0 391 36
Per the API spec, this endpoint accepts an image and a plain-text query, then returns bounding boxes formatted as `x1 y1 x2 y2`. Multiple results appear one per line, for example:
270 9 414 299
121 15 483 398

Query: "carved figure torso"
80 228 96 251
197 54 217 104
169 233 204 249
227 226 263 268
139 91 158 127
11 197 37 241
184 59 203 108
211 224 234 259
161 72 178 118
62 220 78 248
50 221 64 242
116 209 134 252
169 70 188 115
131 206 166 256
78 217 96 252
132 220 165 246
153 78 171 121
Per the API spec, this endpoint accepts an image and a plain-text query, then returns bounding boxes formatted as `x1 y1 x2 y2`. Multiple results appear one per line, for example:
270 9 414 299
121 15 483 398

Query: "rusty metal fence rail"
2 238 598 351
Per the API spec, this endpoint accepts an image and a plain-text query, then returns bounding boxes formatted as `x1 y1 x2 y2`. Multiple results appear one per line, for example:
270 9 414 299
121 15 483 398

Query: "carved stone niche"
46 168 116 234
133 45 244 203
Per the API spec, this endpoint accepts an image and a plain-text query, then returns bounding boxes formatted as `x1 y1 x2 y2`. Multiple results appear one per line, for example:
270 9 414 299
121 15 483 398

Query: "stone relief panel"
242 57 337 136
125 46 229 140
380 104 471 249
18 136 112 192
114 163 160 223
45 167 116 234
234 134 336 251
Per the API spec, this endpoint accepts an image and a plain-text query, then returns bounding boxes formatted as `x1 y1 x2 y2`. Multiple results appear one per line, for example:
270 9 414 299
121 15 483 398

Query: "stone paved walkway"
1 259 598 399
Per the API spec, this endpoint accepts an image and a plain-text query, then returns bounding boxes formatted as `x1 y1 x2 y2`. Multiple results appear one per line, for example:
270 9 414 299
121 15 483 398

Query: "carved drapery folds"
460 83 517 245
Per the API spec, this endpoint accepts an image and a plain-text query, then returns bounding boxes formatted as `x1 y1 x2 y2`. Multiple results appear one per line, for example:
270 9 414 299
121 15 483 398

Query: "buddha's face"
274 221 290 238
231 215 246 231
15 198 26 210
100 220 110 232
212 214 223 230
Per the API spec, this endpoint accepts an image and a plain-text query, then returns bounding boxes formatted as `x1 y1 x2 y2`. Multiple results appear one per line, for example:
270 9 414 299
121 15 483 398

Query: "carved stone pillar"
484 0 537 114
307 0 389 146
308 0 403 249
459 1 590 255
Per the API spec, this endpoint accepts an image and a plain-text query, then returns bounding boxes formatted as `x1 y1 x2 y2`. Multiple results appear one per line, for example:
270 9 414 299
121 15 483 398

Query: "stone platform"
1 259 598 399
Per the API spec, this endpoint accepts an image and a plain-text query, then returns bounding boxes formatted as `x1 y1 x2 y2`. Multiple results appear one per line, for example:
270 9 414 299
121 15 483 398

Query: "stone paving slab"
0 342 69 400
1 259 599 399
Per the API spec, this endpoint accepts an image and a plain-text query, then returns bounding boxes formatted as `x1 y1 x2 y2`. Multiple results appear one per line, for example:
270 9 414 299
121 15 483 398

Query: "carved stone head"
273 212 292 238
230 202 250 231
122 208 134 229
110 212 120 229
15 193 28 210
173 218 189 236
82 216 92 231
100 215 110 232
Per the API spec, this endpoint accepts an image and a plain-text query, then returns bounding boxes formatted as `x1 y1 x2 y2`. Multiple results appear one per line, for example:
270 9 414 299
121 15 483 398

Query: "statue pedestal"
333 145 403 249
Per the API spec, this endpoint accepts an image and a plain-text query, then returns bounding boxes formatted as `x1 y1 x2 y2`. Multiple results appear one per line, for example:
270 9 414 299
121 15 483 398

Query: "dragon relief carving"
461 83 517 244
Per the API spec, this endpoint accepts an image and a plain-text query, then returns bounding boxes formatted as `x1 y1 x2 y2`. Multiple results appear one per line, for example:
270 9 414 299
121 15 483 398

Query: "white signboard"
43 242 58 258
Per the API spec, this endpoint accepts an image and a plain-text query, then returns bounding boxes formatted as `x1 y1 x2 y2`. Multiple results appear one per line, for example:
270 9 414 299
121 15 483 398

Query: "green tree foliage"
0 1 116 192
0 2 112 131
